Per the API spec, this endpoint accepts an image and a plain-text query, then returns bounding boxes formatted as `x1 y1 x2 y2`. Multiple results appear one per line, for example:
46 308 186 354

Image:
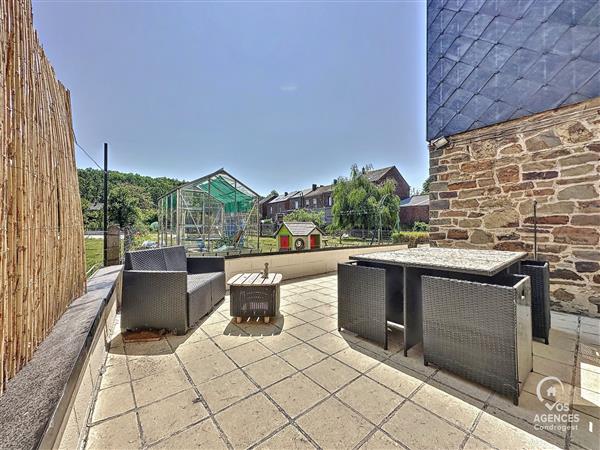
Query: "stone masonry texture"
429 98 600 317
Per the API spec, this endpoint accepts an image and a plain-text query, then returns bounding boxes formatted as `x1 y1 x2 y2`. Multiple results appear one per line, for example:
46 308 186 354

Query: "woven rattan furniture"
347 248 527 355
421 274 533 405
122 246 225 335
338 262 403 350
228 273 282 323
521 260 551 344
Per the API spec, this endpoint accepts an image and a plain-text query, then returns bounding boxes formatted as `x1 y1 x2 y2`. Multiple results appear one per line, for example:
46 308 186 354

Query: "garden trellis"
158 169 260 253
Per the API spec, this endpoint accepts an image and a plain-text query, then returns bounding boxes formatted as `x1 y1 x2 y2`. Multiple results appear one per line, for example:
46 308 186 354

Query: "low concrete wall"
224 244 407 282
56 267 122 449
0 265 122 450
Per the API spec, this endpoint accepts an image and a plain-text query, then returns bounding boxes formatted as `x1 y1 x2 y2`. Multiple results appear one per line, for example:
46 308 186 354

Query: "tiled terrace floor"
85 274 599 450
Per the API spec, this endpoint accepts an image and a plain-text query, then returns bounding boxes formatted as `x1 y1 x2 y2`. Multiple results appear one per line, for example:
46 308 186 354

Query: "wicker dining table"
344 247 527 355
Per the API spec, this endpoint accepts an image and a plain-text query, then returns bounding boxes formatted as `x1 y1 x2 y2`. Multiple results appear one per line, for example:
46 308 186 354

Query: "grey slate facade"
427 0 600 140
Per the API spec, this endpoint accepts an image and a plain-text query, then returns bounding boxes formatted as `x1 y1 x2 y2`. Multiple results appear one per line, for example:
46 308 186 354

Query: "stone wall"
429 98 600 317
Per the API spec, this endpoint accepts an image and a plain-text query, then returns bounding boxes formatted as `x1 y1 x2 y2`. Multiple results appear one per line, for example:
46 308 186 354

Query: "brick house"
399 194 430 226
264 165 411 224
427 1 600 316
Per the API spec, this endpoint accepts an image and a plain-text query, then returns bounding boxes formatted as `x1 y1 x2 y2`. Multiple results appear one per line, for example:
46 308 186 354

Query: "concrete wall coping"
0 266 123 450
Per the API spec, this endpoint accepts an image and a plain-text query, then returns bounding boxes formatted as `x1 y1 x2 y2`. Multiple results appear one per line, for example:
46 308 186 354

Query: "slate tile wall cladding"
428 98 600 317
427 0 600 140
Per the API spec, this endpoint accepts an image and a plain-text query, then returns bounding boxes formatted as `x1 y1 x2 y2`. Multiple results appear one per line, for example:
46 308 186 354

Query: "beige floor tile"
293 309 326 323
296 298 326 309
86 412 141 450
231 319 281 337
288 323 327 341
243 355 297 388
473 412 560 450
383 402 466 450
165 328 207 349
215 393 287 449
211 333 254 350
432 370 493 402
304 357 360 392
99 361 130 390
200 321 229 338
128 354 181 381
581 333 600 347
280 303 308 315
175 338 221 361
297 397 374 450
225 340 272 367
308 333 348 355
282 315 306 331
312 304 337 317
138 389 208 444
182 350 237 385
533 356 574 384
360 431 403 449
548 329 577 352
571 410 600 450
366 363 424 397
105 351 128 367
489 391 566 434
388 351 436 377
333 348 382 373
260 332 303 353
126 339 172 357
311 317 339 332
523 371 573 405
462 436 495 450
92 382 135 422
337 376 402 424
533 341 575 365
255 425 315 450
197 368 258 412
280 343 327 370
151 418 227 450
132 366 191 407
577 367 600 394
412 383 482 430
266 372 328 418
573 386 600 419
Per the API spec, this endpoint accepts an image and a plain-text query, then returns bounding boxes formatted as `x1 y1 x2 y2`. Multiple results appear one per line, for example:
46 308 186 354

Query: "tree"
332 164 400 233
267 189 279 198
283 208 325 227
422 176 434 194
108 184 145 228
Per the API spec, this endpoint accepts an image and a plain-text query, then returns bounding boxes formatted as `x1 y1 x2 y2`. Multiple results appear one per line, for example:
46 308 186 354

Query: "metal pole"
533 200 538 260
103 143 108 266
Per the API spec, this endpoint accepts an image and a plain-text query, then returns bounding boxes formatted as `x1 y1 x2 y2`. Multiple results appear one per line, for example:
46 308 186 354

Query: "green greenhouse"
158 169 260 253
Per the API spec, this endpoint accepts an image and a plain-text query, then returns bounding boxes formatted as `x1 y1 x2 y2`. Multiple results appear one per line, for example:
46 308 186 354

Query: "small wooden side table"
228 272 282 323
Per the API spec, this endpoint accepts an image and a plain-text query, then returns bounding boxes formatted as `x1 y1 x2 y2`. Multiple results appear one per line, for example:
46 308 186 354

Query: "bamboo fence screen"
1 0 86 393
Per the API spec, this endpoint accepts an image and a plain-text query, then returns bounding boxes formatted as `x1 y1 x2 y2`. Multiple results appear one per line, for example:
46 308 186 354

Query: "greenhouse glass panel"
158 169 260 254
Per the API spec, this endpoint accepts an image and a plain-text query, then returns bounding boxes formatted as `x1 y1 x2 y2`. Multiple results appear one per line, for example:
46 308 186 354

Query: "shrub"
392 231 429 244
412 221 429 232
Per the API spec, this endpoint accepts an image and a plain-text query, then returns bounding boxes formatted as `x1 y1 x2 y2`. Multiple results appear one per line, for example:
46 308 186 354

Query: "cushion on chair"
187 273 213 326
125 248 167 271
210 272 226 306
163 246 187 271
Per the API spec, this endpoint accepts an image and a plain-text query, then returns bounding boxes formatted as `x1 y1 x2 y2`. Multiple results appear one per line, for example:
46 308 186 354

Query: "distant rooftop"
400 194 429 207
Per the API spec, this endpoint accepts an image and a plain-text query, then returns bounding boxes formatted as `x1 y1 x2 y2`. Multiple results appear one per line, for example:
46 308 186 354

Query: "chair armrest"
187 257 225 274
122 270 188 334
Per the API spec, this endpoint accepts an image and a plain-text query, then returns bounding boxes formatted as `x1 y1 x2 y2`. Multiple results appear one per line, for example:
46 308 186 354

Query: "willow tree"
332 164 400 237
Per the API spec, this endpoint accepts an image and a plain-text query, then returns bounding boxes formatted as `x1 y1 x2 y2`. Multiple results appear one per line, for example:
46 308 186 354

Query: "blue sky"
33 0 427 196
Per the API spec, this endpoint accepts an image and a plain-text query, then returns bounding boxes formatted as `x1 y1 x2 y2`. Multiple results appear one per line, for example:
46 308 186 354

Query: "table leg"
403 267 424 356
